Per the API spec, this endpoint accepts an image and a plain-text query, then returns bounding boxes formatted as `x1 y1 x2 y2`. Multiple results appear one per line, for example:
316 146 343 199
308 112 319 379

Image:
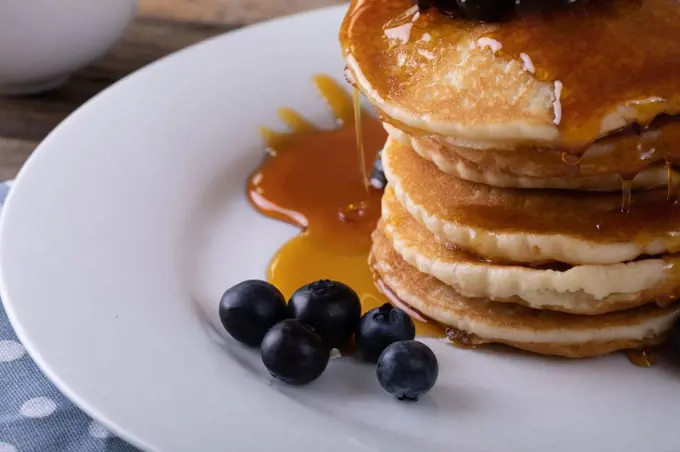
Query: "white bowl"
0 0 138 95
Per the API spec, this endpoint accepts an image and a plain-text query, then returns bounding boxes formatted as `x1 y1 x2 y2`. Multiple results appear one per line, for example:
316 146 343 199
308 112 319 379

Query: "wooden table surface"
0 0 343 180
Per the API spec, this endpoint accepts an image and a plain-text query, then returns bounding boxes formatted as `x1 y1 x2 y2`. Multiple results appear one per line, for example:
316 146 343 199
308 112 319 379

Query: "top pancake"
340 0 680 147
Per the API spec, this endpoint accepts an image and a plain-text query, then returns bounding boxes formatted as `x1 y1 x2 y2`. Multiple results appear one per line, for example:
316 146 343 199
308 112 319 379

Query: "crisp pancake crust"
382 137 680 265
341 0 680 145
370 226 680 358
381 187 680 314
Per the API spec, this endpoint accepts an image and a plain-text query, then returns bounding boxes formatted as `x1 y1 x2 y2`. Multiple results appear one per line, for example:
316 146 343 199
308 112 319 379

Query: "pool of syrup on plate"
246 74 445 338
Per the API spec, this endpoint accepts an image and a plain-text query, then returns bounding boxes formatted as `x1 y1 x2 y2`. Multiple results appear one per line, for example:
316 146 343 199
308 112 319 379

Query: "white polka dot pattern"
0 340 25 362
20 397 57 418
88 420 110 439
0 442 17 452
0 183 137 449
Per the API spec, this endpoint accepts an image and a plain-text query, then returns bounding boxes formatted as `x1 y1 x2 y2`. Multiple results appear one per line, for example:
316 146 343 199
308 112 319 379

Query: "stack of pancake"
340 0 680 357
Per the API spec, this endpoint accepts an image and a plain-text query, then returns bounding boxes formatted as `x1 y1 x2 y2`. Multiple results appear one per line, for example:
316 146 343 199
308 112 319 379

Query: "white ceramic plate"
1 6 680 452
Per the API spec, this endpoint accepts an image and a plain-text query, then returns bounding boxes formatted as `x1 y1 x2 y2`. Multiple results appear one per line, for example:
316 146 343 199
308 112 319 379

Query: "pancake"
411 138 675 191
382 137 680 265
381 186 680 314
385 122 680 191
370 226 680 358
340 0 680 146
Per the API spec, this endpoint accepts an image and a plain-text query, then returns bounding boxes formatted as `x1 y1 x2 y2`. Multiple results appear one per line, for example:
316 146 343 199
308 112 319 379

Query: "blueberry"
219 280 287 347
416 0 433 11
370 151 387 190
377 341 439 401
416 0 459 15
287 280 361 349
456 0 515 21
431 0 462 16
516 0 579 11
356 303 416 362
261 319 330 385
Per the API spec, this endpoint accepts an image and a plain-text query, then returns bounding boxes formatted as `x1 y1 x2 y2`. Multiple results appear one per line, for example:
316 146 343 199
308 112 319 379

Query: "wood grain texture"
0 137 37 180
0 0 334 177
139 0 345 24
0 18 232 141
0 19 230 141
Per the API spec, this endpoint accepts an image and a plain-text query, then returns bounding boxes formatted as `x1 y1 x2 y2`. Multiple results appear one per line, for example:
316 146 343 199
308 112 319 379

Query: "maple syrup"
353 88 370 195
440 118 680 183
247 75 444 337
445 327 483 349
667 160 675 201
620 177 633 213
388 138 680 246
340 0 680 147
626 347 660 368
341 0 680 221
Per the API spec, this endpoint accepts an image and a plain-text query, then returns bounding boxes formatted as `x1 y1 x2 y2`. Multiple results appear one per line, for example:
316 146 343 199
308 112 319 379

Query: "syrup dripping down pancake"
382 137 680 265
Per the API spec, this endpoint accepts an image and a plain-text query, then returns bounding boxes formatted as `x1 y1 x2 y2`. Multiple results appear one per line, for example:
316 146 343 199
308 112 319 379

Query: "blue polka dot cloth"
0 182 139 452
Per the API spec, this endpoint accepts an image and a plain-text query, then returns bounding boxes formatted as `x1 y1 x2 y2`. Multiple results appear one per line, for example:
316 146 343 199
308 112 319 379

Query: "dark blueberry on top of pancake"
416 0 433 11
433 0 460 15
456 0 515 21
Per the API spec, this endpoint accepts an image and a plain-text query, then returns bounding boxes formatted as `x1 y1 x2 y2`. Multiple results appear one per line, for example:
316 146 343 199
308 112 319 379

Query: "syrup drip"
248 74 444 337
445 327 481 349
354 88 369 195
626 347 660 368
667 160 675 201
620 177 633 213
560 151 581 166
